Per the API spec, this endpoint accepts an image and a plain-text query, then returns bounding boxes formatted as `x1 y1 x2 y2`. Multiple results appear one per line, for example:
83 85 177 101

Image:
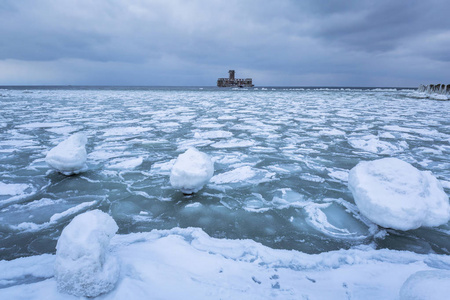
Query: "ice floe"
0 182 32 196
0 182 37 206
10 200 98 232
211 138 255 149
193 130 233 139
348 158 450 230
107 157 144 170
45 133 88 175
170 148 214 194
101 126 152 137
348 134 408 154
17 122 71 129
210 166 275 185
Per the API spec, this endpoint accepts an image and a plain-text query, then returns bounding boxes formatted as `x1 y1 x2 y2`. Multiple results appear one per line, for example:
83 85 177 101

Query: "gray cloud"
0 0 449 86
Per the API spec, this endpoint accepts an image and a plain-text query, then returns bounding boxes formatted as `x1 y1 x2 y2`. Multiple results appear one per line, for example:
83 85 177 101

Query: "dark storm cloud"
301 0 450 53
0 0 449 86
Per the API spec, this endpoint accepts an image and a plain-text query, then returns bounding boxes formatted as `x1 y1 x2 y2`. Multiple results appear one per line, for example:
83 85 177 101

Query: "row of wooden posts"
418 84 450 94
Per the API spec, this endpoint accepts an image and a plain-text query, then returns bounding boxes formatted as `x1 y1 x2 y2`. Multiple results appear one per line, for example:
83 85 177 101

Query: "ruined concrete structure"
418 84 450 95
217 70 254 87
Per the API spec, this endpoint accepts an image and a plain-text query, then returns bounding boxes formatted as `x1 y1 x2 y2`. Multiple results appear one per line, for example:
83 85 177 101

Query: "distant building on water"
217 70 254 87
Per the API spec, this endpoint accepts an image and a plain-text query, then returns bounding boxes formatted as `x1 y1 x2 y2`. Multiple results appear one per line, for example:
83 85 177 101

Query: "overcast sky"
1 0 449 87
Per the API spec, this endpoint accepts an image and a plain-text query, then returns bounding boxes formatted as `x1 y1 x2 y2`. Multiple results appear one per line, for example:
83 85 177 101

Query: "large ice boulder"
170 148 214 194
55 210 120 297
46 133 88 175
348 158 450 230
399 270 450 300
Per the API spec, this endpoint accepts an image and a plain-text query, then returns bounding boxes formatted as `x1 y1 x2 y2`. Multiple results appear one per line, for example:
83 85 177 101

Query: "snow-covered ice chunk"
348 158 450 230
170 148 214 194
399 270 450 300
45 133 88 175
54 210 119 297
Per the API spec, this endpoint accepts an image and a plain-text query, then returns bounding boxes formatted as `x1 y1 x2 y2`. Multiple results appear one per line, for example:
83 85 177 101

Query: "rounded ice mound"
45 132 88 175
170 148 214 194
55 210 120 297
348 157 450 231
400 270 450 300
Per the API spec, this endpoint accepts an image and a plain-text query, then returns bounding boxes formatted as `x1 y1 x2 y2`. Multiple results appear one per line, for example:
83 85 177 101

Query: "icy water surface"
1 86 449 260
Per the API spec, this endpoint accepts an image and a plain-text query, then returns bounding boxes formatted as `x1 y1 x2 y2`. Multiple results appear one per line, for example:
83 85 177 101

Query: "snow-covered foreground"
1 227 450 300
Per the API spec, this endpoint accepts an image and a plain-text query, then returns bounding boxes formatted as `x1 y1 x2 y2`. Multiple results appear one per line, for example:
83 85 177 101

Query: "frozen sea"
1 86 449 299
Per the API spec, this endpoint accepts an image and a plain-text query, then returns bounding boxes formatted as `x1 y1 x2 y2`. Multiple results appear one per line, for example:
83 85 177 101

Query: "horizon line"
0 84 417 89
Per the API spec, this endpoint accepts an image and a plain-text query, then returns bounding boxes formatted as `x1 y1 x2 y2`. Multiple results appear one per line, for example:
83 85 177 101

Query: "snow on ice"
54 210 119 297
0 182 31 196
348 157 450 230
170 148 214 194
210 165 276 185
1 227 450 300
45 133 88 175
